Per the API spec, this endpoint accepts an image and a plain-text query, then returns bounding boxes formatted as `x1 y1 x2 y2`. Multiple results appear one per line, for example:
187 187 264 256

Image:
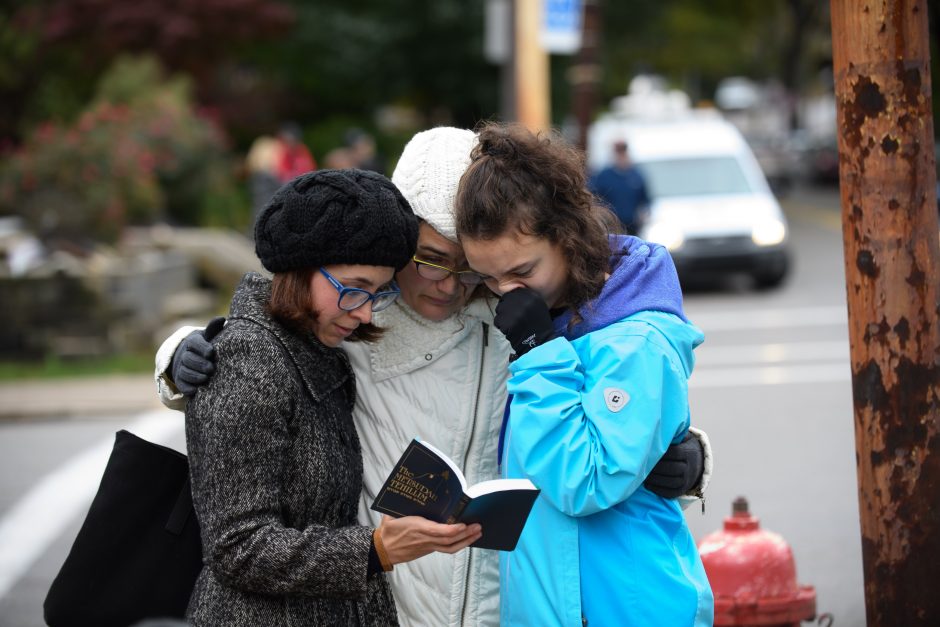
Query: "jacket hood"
553 235 702 375
553 235 688 340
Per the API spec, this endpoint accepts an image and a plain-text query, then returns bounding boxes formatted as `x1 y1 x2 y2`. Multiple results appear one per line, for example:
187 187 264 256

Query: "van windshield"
638 157 753 198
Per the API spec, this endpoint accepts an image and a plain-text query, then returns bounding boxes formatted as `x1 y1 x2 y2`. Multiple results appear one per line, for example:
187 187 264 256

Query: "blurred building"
715 75 838 188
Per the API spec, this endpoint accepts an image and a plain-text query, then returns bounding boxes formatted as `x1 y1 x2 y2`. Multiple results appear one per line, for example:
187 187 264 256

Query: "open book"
371 439 539 551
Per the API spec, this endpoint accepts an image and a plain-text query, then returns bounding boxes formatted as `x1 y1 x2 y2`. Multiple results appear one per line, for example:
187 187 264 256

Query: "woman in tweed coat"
184 169 481 626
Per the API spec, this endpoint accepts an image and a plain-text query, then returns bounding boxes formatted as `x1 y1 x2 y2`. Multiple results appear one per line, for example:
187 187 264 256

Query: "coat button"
425 353 432 361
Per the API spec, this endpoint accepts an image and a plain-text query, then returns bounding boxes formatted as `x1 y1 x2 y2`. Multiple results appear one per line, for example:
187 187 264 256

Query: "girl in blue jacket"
454 122 714 627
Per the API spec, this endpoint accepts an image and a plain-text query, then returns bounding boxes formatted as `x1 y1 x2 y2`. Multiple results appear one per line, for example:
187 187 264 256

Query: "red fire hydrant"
697 497 819 626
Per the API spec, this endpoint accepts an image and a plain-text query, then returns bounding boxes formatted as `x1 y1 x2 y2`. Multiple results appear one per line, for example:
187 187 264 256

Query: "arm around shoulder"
154 324 204 411
678 426 713 512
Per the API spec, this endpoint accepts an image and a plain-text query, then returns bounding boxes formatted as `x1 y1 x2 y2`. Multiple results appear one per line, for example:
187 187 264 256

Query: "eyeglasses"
412 256 485 286
319 268 400 312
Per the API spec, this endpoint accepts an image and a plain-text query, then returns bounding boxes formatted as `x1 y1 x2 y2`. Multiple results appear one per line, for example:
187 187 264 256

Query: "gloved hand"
494 288 555 357
644 432 705 499
169 316 226 396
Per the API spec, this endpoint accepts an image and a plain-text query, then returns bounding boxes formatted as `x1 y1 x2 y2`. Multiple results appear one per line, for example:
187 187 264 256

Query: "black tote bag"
44 429 203 626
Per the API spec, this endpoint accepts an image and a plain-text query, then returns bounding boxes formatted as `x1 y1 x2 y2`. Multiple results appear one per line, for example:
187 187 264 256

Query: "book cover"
371 439 539 551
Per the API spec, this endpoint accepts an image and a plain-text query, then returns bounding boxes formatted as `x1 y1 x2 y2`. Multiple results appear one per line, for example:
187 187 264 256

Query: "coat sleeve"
154 325 203 411
186 327 375 599
505 328 691 517
677 426 712 511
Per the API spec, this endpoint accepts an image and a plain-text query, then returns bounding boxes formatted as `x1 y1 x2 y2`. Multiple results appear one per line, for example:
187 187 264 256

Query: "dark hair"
454 122 614 313
268 268 383 343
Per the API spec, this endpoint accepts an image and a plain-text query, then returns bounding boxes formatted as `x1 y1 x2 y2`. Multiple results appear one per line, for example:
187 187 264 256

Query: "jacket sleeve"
154 325 203 411
505 328 691 517
186 327 375 599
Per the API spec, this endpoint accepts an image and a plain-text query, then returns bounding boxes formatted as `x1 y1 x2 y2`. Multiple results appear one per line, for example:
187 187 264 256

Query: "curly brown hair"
268 268 384 343
454 122 615 313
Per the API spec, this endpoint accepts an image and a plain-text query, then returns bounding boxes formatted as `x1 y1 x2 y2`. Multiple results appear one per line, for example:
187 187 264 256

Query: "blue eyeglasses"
319 268 400 312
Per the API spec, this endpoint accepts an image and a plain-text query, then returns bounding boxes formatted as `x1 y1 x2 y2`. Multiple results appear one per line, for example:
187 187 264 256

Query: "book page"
465 478 537 499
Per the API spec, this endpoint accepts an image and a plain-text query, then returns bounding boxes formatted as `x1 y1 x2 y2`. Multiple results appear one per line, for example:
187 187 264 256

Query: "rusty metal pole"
830 1 940 624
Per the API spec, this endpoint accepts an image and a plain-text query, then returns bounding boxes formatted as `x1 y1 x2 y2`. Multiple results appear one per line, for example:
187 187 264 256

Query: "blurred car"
803 138 840 185
587 110 791 288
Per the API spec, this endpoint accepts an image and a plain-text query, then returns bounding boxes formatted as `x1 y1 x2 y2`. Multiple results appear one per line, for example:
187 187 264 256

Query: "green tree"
598 0 831 106
240 1 498 135
0 0 293 144
2 0 846 166
0 55 245 242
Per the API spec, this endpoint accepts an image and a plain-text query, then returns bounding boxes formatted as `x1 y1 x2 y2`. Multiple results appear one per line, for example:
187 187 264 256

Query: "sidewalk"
0 374 162 421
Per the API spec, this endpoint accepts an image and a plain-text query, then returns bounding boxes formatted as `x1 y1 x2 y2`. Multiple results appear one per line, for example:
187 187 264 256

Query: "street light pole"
514 0 551 132
830 1 940 624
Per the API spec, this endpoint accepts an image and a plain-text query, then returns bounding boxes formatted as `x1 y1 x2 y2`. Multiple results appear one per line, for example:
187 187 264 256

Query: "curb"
0 374 162 421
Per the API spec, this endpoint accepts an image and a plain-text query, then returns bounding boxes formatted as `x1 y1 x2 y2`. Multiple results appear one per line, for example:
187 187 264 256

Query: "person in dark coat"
588 139 651 235
184 169 482 626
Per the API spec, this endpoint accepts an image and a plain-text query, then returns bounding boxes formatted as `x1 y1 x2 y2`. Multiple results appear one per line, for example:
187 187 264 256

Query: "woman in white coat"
156 128 712 627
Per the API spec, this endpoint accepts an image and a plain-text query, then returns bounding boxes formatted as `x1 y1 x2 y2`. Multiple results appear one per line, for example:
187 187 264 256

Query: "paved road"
0 184 868 626
0 410 186 626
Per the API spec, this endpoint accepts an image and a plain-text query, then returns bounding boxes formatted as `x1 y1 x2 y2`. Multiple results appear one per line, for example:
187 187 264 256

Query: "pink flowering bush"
0 56 243 242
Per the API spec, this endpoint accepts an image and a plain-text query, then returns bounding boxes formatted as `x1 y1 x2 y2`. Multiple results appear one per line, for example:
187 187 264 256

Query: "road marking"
688 305 847 331
0 409 184 600
690 362 851 388
682 305 852 386
696 340 849 365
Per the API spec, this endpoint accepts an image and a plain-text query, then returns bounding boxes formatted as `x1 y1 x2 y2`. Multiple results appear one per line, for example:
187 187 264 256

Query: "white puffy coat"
156 297 511 627
349 297 509 627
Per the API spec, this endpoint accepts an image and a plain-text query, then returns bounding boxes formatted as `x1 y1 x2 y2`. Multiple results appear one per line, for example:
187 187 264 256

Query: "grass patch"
0 352 154 381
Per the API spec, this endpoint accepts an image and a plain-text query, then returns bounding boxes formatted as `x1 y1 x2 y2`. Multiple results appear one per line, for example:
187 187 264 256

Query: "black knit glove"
169 316 226 396
644 432 704 498
494 288 555 357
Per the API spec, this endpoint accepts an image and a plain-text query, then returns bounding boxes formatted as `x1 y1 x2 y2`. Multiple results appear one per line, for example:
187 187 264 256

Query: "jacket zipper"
462 322 487 471
458 322 488 625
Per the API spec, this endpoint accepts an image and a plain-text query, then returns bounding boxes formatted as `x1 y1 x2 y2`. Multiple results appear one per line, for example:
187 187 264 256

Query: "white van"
587 109 790 288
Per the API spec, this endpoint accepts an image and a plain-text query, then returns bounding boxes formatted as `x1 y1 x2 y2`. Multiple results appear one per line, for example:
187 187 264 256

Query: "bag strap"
165 476 194 536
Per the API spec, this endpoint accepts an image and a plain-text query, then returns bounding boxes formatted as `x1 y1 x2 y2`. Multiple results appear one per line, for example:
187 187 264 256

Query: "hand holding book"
371 439 540 551
376 514 482 567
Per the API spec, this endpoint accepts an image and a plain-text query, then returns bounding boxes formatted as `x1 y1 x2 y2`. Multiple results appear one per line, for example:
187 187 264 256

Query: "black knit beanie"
255 169 419 273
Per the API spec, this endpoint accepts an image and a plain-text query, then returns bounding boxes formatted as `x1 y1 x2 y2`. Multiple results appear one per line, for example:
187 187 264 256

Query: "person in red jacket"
275 122 317 183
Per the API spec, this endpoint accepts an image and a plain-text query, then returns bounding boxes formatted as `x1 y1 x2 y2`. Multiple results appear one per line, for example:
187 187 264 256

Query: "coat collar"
229 272 354 405
365 297 496 381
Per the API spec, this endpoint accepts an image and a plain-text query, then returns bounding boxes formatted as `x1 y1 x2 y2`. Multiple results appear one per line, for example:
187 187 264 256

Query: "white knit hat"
392 127 477 242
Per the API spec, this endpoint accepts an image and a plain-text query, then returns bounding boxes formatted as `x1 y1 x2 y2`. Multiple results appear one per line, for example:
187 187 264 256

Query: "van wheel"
753 266 788 289
753 253 789 289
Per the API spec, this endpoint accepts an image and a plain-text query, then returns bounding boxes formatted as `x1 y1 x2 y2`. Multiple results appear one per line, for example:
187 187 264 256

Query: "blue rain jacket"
498 236 714 626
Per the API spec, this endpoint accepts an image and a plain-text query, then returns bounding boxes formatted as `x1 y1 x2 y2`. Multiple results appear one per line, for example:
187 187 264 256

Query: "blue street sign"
541 0 583 54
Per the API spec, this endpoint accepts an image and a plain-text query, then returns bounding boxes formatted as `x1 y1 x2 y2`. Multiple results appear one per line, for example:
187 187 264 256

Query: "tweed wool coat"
185 272 398 626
